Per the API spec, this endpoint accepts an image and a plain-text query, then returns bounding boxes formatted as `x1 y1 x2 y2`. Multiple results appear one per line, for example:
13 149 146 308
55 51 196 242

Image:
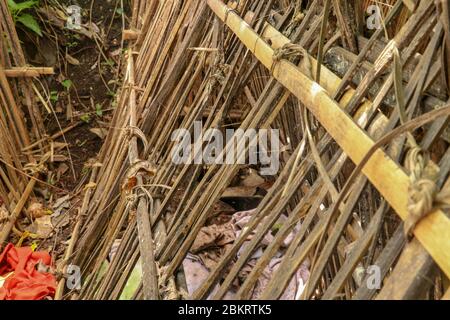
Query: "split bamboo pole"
4 67 54 78
0 177 36 246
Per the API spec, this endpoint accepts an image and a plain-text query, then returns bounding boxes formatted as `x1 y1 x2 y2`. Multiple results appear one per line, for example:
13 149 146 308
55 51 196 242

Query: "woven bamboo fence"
60 0 450 300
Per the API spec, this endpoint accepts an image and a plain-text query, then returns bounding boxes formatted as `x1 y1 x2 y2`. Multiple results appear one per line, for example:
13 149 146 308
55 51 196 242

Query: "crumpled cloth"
185 209 310 300
0 243 56 300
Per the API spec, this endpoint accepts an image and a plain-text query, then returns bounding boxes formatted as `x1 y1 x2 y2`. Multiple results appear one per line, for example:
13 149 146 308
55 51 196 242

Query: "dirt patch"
18 0 127 191
11 0 127 258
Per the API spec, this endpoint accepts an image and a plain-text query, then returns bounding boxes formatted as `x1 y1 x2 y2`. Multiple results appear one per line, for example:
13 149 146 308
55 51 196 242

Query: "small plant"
66 40 79 48
77 139 87 147
115 8 124 17
7 0 42 36
80 114 91 123
64 32 81 48
50 91 59 103
101 59 116 72
62 79 73 90
95 104 103 117
81 165 91 177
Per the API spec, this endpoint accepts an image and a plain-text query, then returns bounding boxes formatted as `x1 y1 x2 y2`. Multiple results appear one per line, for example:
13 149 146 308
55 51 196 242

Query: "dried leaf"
90 127 108 139
222 186 257 198
0 204 9 224
240 168 265 187
56 163 69 181
28 200 49 219
28 216 54 238
66 53 80 65
52 195 71 217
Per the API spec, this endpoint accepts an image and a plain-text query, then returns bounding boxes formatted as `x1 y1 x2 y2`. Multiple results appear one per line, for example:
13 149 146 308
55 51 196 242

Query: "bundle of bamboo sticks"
0 1 40 244
0 0 46 142
69 0 450 300
0 0 60 249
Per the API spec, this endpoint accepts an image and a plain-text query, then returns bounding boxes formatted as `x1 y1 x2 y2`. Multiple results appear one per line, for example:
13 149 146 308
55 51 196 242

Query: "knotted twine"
404 143 450 236
158 264 183 300
271 43 312 78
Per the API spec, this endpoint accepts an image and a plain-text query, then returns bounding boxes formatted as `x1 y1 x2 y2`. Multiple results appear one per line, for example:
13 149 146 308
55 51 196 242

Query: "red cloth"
0 243 56 300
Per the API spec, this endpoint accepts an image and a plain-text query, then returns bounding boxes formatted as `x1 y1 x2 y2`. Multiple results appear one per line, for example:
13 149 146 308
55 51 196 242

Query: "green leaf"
7 0 18 11
16 13 42 36
101 59 115 68
120 260 142 300
95 104 103 117
80 114 91 123
8 0 38 13
50 91 59 103
62 79 73 90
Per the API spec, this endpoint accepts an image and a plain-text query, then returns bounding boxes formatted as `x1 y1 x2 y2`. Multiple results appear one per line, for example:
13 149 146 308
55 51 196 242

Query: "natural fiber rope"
158 264 181 300
208 62 230 91
223 7 237 26
404 143 450 236
271 43 311 77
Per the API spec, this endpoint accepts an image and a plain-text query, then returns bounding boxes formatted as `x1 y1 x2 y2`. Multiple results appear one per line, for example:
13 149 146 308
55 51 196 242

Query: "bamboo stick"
0 177 36 246
127 51 159 300
4 67 54 78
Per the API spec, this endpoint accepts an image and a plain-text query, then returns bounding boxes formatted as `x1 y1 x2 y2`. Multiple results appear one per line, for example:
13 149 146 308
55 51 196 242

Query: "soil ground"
12 0 128 259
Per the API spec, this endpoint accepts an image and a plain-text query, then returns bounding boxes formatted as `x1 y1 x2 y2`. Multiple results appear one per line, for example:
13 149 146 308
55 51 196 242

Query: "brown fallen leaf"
191 225 223 253
0 204 9 224
90 127 108 139
222 186 257 198
240 168 266 187
207 213 233 226
66 53 80 65
192 221 236 252
52 213 70 229
212 200 236 215
197 248 224 271
28 200 49 219
56 163 69 181
28 216 54 238
206 200 236 225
